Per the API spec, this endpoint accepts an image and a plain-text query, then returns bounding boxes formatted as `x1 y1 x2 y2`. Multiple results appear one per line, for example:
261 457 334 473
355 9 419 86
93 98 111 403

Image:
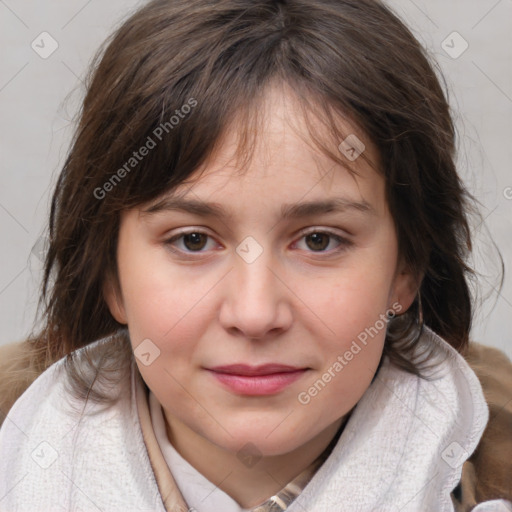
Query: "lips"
209 364 303 376
206 364 308 395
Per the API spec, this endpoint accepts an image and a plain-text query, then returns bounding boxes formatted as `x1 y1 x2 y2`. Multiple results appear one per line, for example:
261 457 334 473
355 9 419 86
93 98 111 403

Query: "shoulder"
0 336 124 429
0 337 123 461
0 350 80 509
456 342 512 508
0 337 164 511
0 346 71 439
0 340 45 424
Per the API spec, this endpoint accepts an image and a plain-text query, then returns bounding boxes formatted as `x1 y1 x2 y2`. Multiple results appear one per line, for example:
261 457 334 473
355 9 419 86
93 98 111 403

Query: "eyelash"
164 228 352 257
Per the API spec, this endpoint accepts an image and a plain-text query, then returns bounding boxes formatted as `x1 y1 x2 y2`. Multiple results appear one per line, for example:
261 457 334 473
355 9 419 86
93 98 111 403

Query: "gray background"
1 0 511 358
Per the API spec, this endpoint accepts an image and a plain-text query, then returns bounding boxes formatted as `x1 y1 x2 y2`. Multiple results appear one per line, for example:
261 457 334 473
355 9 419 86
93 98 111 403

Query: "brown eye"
165 230 216 254
294 229 352 255
305 233 330 251
182 232 208 251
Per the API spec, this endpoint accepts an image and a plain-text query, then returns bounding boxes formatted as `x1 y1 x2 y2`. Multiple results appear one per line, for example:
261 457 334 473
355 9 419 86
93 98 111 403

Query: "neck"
163 413 347 509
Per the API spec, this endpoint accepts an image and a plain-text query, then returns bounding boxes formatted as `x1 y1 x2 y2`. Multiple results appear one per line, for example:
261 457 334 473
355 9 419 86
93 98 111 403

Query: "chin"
206 420 313 458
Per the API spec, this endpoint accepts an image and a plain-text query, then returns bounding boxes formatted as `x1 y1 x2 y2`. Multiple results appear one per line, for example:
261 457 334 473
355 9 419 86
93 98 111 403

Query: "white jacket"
0 327 510 512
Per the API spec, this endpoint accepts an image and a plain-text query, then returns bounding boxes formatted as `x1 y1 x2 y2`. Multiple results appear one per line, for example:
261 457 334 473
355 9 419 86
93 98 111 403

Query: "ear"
102 273 128 325
389 260 420 314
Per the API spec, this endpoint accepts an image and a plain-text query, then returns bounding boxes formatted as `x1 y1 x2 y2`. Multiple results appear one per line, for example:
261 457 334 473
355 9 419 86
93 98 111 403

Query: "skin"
105 83 417 508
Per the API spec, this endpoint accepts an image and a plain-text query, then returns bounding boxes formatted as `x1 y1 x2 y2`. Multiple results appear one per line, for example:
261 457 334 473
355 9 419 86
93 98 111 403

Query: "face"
105 84 416 458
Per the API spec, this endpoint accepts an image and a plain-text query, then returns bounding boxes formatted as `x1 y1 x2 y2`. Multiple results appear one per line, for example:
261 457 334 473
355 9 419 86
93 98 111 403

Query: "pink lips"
207 364 307 396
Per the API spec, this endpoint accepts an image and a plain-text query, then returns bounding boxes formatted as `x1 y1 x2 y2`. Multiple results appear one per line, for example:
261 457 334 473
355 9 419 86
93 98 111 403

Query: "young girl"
0 0 511 510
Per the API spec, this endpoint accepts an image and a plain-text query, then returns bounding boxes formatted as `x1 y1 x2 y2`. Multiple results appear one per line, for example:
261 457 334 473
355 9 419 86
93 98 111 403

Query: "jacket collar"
135 365 189 511
287 326 489 511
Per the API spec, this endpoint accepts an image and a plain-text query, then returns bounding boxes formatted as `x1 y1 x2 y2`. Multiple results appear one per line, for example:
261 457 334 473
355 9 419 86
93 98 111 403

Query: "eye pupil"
184 233 207 251
306 233 329 251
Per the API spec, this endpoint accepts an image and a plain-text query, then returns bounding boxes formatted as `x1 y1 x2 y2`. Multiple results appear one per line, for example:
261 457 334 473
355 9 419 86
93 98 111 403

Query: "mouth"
205 364 309 396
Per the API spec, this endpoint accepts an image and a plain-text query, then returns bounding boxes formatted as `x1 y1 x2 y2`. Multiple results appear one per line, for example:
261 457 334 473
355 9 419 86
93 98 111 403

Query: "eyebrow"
141 196 376 219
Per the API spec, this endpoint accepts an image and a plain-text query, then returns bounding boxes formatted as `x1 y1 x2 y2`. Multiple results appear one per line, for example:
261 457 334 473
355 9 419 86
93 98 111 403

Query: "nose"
218 247 293 340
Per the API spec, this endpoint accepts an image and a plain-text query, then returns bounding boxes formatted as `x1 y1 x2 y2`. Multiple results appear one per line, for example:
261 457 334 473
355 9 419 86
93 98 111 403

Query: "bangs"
102 76 376 214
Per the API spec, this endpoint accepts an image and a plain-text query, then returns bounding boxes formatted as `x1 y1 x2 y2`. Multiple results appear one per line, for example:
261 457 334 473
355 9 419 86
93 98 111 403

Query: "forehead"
144 83 386 217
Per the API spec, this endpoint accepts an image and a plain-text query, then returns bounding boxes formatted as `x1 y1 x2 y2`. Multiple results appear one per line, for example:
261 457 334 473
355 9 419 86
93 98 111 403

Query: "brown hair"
15 0 478 404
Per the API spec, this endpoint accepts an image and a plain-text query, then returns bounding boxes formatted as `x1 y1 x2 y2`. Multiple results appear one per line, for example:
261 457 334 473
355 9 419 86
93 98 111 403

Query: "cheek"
298 285 388 425
118 249 217 342
303 345 384 430
296 256 393 402
307 263 394 339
